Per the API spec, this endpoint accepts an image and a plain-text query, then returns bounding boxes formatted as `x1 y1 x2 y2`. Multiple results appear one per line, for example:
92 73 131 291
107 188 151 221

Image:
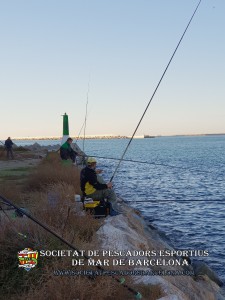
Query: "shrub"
26 153 81 193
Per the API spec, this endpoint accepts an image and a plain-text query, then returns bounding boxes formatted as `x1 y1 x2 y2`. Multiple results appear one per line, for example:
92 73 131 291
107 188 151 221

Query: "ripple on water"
74 137 225 283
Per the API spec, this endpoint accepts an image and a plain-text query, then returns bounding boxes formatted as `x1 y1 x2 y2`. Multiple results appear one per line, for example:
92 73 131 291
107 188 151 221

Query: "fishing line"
126 199 225 202
110 0 202 182
0 194 142 299
85 154 211 174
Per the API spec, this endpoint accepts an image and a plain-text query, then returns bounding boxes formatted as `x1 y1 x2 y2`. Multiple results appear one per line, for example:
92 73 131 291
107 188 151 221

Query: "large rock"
96 206 225 300
158 296 181 300
193 261 223 287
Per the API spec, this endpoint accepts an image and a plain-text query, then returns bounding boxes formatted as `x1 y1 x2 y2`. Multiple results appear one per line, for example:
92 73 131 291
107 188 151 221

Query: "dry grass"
0 199 163 300
21 272 134 300
22 182 101 245
0 147 6 160
0 153 164 300
0 154 104 299
0 146 37 161
0 190 102 299
0 181 23 203
138 284 164 299
26 153 81 193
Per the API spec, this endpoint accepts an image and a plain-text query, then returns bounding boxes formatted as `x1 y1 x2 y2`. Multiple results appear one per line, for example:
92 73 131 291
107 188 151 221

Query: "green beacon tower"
61 113 69 144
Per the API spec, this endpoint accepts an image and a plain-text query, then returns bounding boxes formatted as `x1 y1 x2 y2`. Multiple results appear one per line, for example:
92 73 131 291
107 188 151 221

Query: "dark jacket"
60 142 77 161
5 139 13 149
80 166 107 195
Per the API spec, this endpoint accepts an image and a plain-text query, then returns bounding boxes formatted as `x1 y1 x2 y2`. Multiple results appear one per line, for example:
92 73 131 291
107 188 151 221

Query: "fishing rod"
0 193 142 299
75 119 86 143
74 108 92 143
0 194 90 258
75 122 86 143
83 77 91 152
110 0 202 182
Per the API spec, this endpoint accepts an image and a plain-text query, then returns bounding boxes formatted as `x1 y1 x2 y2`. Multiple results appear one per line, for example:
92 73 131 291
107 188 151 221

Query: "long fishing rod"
75 122 86 143
0 194 88 257
110 0 202 182
75 108 92 143
0 194 142 299
75 120 86 143
82 78 91 152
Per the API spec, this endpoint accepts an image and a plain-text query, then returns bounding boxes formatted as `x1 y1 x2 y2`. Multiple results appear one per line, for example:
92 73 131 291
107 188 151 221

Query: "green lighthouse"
61 113 70 144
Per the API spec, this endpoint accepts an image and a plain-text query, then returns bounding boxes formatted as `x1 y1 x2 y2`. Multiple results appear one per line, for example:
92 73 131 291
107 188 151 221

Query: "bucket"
75 194 81 202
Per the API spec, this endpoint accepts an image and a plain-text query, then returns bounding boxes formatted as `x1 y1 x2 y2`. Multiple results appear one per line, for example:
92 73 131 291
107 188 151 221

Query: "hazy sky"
0 0 224 139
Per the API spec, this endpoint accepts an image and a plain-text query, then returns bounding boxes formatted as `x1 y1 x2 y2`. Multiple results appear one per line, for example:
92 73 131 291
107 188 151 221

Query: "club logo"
18 248 38 271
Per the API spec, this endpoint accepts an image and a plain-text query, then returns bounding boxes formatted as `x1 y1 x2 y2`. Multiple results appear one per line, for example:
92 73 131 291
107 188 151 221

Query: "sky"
0 0 224 139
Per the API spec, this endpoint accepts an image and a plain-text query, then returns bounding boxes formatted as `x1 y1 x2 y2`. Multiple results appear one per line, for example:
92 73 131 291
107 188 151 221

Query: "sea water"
76 135 225 282
17 136 225 282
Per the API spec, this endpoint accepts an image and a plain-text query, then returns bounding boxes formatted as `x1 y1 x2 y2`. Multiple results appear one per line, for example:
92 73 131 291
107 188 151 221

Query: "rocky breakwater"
96 200 224 300
24 142 61 152
24 142 85 163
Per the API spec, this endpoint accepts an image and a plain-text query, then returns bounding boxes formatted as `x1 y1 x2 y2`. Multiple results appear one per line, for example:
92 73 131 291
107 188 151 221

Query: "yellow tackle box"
84 201 100 209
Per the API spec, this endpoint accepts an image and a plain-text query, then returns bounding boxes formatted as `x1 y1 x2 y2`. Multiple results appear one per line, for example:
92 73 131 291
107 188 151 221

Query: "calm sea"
16 136 225 282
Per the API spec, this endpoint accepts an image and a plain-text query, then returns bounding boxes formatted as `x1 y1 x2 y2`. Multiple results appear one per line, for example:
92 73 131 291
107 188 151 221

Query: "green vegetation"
0 167 34 182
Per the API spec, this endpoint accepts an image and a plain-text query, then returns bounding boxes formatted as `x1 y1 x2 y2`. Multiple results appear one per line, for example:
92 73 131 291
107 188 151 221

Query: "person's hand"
96 169 103 174
107 182 113 189
78 153 85 157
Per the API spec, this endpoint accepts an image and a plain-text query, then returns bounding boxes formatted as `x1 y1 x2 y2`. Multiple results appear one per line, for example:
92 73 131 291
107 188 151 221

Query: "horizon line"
1 133 225 141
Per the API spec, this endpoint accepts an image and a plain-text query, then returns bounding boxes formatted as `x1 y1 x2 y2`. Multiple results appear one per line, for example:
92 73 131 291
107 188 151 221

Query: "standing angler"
5 137 14 160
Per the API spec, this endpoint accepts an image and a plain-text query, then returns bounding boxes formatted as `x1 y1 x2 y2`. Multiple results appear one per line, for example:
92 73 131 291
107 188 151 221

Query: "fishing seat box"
84 201 110 218
84 201 100 209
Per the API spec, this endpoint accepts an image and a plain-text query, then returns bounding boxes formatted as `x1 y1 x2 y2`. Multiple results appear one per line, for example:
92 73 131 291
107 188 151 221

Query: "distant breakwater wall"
14 135 130 141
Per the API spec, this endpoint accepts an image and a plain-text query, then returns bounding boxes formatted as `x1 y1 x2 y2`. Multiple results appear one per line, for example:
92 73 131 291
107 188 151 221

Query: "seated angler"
80 157 118 212
60 137 78 163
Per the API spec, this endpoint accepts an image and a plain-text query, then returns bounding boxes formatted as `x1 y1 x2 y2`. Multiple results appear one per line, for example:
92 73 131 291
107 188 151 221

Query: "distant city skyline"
0 0 224 140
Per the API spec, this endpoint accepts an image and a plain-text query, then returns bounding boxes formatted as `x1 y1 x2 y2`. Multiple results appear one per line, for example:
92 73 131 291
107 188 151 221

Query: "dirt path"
0 158 42 171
